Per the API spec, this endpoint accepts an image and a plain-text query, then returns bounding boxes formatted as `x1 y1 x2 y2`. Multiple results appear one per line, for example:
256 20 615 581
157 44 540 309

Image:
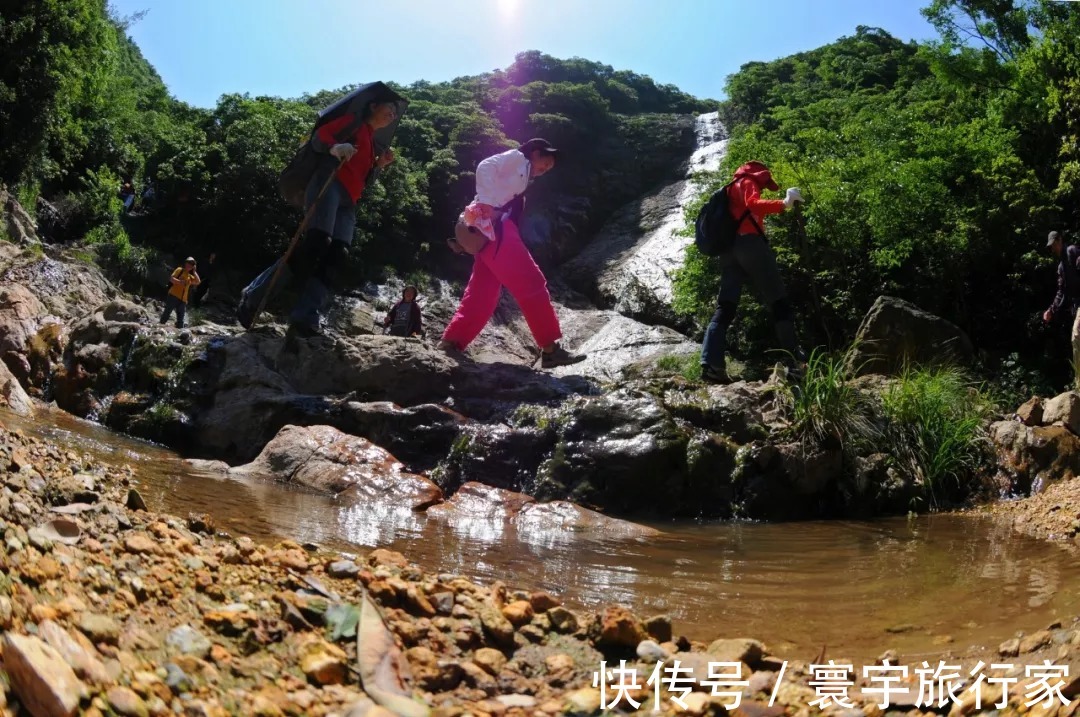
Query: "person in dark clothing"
382 285 423 337
699 161 806 384
1043 230 1080 381
190 252 217 308
236 97 398 337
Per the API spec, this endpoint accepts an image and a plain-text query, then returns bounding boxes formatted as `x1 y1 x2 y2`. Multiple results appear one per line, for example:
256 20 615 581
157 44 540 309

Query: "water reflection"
5 407 1079 661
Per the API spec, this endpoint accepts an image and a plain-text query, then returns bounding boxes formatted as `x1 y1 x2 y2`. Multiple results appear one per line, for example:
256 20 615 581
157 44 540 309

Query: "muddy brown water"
7 407 1080 663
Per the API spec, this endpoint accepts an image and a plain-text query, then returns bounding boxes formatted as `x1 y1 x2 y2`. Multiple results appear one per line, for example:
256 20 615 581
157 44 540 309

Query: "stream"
6 406 1079 663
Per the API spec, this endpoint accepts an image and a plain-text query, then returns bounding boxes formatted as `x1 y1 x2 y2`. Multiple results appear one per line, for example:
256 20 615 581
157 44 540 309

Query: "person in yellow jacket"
160 257 201 328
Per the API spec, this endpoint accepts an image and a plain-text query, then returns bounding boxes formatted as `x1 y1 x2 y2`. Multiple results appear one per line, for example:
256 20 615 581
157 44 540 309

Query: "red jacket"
728 161 785 235
316 115 376 203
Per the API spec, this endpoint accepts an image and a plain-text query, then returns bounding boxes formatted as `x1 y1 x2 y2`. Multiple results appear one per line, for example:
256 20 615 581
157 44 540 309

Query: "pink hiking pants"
441 219 562 350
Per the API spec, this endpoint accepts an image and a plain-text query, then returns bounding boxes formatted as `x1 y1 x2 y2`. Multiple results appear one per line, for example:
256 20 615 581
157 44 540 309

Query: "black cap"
519 138 559 159
1048 230 1062 247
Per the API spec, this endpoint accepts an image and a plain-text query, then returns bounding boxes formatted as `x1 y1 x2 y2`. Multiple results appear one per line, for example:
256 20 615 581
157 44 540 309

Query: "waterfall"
613 112 729 309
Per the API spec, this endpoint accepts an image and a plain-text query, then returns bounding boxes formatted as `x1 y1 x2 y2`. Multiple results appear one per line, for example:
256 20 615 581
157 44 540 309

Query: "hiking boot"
236 300 256 330
540 344 586 369
437 339 462 355
701 365 732 385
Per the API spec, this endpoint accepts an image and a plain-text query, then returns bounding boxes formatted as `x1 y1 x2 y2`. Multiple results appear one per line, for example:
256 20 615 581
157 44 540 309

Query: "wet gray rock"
531 389 723 516
548 308 699 382
426 482 537 521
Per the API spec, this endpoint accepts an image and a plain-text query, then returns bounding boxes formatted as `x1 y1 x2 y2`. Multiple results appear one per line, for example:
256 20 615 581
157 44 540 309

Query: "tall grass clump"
778 348 877 451
881 365 992 507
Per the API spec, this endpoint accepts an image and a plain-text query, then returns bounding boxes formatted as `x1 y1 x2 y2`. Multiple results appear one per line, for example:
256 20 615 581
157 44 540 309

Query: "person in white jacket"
440 138 585 369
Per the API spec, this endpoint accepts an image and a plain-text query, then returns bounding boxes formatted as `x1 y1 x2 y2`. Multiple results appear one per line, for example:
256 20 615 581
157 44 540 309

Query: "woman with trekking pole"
236 97 398 338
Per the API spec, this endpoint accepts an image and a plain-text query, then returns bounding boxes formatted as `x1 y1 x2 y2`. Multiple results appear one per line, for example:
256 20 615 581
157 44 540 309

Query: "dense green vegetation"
0 0 709 285
3 0 1079 397
674 1 1080 388
779 351 992 509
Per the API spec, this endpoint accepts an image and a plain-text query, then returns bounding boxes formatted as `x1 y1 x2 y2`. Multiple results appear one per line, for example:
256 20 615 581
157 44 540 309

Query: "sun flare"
497 0 520 19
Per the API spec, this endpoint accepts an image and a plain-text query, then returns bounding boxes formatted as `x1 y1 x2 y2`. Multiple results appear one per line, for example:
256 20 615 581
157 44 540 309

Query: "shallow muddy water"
8 407 1079 662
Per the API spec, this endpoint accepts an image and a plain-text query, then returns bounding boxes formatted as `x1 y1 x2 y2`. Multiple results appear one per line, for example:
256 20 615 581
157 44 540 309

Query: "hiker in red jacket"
237 99 397 337
700 160 805 383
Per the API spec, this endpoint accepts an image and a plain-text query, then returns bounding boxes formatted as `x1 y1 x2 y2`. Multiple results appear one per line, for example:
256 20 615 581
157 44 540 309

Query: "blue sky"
110 0 940 108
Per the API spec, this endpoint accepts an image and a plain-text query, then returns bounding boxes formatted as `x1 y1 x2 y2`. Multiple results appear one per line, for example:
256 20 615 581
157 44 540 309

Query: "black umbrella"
316 81 409 155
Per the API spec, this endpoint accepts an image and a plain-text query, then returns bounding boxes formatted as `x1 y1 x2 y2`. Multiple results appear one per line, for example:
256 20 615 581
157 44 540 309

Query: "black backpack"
278 81 408 208
693 178 762 256
277 116 366 209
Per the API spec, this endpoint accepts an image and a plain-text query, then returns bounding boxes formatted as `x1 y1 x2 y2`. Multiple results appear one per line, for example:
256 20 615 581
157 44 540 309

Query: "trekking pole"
793 203 834 350
249 157 345 330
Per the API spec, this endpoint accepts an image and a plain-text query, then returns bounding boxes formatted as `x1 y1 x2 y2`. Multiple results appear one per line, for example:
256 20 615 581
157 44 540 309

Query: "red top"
729 161 785 235
316 116 376 202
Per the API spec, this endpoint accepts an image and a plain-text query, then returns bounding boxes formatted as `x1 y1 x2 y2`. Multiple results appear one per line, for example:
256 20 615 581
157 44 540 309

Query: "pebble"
107 685 149 717
124 533 158 555
78 613 121 645
636 638 670 661
327 559 360 578
166 625 212 658
164 663 193 693
298 637 348 686
473 647 507 675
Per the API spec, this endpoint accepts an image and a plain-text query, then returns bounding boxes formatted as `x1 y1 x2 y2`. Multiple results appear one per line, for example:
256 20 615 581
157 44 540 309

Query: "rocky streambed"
1 411 1080 717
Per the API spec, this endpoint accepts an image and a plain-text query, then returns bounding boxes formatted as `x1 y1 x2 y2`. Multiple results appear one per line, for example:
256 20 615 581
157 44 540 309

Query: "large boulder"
531 389 734 516
548 308 699 382
0 357 34 415
0 186 40 246
1 254 115 321
661 381 778 443
194 331 590 461
1040 391 1080 435
991 420 1080 494
230 424 443 510
0 283 47 356
426 482 536 521
847 296 973 376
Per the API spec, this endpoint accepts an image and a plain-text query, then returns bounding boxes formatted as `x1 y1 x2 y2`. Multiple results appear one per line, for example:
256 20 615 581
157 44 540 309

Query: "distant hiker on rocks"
1042 229 1080 379
190 252 217 308
235 98 398 337
161 257 200 329
382 285 423 337
699 160 806 384
119 181 136 213
440 139 585 369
